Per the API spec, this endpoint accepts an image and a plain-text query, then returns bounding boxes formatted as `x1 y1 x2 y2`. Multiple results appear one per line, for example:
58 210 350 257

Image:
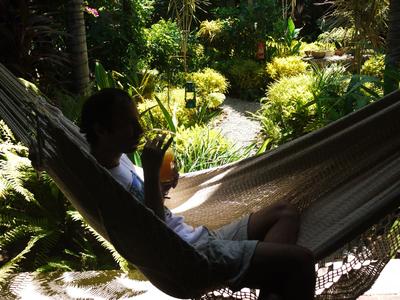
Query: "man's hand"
141 134 173 221
141 134 173 178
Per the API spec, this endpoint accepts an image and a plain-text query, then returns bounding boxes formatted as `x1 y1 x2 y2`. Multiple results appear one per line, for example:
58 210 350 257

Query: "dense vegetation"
0 0 399 279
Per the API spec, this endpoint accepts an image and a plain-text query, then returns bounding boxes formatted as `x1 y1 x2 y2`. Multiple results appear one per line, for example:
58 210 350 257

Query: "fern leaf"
0 234 44 282
0 207 50 227
0 225 42 249
68 211 131 272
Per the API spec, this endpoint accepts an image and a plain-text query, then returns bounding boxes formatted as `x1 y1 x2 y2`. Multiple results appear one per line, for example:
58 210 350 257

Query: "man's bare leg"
247 201 300 244
243 201 315 299
242 243 316 300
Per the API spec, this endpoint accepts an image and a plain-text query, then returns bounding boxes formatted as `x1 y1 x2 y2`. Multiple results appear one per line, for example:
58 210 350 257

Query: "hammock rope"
0 63 399 299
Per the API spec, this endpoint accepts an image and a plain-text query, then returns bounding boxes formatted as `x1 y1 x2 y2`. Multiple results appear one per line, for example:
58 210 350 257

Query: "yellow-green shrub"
300 41 336 54
189 68 229 96
197 20 224 43
361 54 385 80
137 86 223 129
204 92 226 109
257 74 314 144
266 56 309 81
138 88 196 129
174 125 242 172
188 68 229 109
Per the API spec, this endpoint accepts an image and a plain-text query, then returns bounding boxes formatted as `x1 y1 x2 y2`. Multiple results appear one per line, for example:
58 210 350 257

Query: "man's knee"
274 201 299 221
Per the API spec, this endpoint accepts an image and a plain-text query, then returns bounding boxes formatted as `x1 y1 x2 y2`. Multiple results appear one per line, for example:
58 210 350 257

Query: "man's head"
80 88 143 153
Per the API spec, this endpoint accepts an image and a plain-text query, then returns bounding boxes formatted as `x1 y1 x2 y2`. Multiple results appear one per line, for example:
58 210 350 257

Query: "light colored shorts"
192 215 259 291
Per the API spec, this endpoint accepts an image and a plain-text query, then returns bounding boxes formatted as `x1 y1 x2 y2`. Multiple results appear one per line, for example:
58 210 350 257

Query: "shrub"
312 64 350 125
85 0 152 73
204 92 226 109
361 54 385 80
266 56 309 81
144 19 181 74
228 59 265 91
138 88 191 130
255 74 314 145
138 87 221 129
187 42 209 72
255 63 380 149
197 19 224 43
174 125 243 172
210 2 280 59
265 17 302 59
317 27 354 49
189 68 229 96
300 41 336 55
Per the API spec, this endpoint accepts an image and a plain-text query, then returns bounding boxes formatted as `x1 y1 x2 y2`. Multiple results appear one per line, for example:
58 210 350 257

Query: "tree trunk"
67 0 90 96
384 0 400 95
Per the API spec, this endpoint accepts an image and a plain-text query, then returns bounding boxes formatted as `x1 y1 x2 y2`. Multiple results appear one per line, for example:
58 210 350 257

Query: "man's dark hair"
80 88 133 146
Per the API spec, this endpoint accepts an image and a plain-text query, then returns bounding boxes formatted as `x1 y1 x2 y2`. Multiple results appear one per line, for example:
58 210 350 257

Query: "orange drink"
160 148 175 183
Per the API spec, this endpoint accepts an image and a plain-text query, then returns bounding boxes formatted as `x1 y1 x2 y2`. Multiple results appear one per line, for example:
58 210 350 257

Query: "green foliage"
317 27 354 49
266 56 309 81
255 63 383 149
203 93 226 110
197 19 224 43
256 74 315 144
188 68 229 108
311 64 351 125
227 59 265 91
0 0 69 95
266 17 302 58
300 41 336 54
144 19 181 74
0 121 130 281
94 61 158 103
325 0 389 50
206 2 281 59
138 88 188 130
187 42 209 72
174 125 243 172
85 0 153 73
361 54 385 80
138 87 221 130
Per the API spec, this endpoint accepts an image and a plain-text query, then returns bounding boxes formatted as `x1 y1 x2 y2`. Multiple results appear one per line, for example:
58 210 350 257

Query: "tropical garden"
0 0 399 284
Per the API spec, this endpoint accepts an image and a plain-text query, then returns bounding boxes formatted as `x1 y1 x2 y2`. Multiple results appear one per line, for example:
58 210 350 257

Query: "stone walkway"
212 96 261 150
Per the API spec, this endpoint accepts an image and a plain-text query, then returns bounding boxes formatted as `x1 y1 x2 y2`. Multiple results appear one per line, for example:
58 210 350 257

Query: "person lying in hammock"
79 88 316 300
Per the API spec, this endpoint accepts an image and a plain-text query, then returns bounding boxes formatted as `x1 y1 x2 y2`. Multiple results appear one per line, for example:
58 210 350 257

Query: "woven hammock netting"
0 62 399 300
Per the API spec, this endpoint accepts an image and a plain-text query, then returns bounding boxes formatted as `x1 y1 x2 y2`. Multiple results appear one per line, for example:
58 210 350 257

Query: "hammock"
0 62 399 300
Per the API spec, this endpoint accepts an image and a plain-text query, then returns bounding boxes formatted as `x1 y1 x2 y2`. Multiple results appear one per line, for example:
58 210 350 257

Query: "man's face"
103 101 143 153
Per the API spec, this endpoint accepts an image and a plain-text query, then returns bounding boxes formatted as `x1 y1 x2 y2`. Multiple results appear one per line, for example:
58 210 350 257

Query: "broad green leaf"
154 95 176 133
287 17 295 36
95 62 112 89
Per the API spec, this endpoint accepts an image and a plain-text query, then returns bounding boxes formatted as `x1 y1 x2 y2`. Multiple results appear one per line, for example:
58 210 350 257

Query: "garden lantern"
185 81 196 108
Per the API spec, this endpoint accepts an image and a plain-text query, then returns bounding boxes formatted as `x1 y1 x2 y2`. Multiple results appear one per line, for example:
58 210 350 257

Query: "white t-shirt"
109 154 206 244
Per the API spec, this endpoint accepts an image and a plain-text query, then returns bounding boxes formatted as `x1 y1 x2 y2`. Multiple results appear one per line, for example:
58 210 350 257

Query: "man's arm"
141 134 173 221
143 170 165 220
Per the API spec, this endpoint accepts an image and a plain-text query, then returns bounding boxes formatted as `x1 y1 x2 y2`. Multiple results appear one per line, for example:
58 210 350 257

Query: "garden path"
212 96 261 150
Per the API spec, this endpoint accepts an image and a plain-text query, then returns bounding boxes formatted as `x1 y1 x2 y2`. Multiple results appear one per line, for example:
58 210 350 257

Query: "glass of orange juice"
160 148 175 183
